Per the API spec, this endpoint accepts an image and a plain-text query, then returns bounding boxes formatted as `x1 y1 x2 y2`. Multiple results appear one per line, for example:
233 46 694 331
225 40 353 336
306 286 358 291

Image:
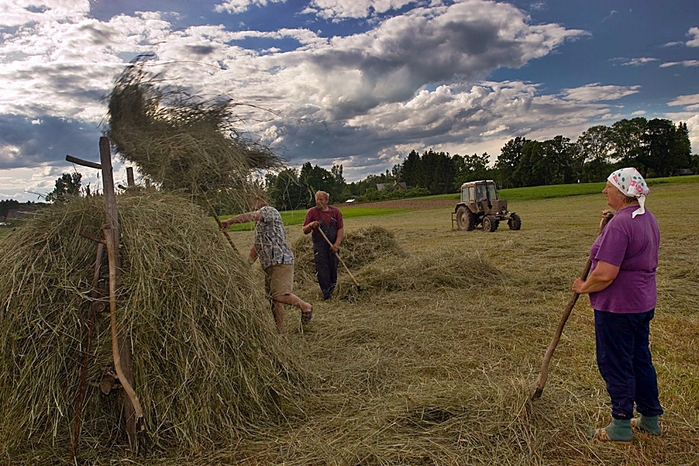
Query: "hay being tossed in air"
0 193 306 459
107 55 283 213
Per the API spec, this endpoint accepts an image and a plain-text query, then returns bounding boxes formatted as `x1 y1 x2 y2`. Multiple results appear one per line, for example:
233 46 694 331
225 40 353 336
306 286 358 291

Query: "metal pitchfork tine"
532 211 613 400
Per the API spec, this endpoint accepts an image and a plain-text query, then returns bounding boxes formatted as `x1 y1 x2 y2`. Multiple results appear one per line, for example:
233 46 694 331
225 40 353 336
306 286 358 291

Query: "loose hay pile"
0 193 306 461
293 225 502 299
292 225 406 284
346 250 503 295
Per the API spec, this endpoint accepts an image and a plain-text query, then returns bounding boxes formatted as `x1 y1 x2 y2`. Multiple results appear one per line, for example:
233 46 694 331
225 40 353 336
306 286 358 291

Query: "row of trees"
496 118 693 188
0 199 22 220
264 117 696 208
388 117 695 193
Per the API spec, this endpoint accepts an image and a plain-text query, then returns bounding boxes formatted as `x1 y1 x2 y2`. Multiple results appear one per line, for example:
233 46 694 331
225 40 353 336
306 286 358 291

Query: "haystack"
0 193 306 460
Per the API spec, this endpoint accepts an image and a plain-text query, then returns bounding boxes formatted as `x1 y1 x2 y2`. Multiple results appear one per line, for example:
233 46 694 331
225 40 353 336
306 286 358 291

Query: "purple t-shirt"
588 206 659 313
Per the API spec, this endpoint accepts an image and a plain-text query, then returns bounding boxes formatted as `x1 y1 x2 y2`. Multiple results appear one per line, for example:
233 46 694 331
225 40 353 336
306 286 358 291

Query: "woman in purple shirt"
573 167 663 443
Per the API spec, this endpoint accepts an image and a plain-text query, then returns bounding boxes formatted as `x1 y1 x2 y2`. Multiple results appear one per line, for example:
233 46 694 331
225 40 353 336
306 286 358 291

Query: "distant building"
672 168 694 176
376 181 408 191
4 208 38 222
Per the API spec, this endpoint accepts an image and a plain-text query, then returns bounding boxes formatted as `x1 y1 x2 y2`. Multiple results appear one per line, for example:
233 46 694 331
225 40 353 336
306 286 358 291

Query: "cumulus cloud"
668 93 699 111
214 0 286 15
0 0 91 27
303 0 418 20
0 114 101 169
261 1 585 122
263 79 616 178
0 8 172 120
687 26 699 47
560 83 641 102
2 0 674 202
659 60 699 68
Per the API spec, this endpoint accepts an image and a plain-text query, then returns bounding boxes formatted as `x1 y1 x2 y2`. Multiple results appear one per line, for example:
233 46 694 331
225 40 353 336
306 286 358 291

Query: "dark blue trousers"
313 240 338 300
594 309 663 420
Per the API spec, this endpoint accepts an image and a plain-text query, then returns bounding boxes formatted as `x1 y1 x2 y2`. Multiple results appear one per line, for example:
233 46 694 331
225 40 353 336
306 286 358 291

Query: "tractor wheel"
455 206 469 230
466 211 478 231
508 213 522 230
483 215 499 232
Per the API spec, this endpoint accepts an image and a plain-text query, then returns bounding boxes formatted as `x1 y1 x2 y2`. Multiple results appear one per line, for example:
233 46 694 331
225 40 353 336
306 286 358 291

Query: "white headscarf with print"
607 167 649 218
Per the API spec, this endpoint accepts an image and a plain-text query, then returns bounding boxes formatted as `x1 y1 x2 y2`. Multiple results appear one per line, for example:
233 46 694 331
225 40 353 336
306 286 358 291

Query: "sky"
1 0 698 202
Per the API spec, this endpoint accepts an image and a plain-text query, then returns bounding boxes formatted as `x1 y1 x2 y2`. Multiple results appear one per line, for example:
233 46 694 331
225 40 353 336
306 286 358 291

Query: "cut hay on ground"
293 225 501 299
3 183 699 465
292 225 406 285
0 193 307 461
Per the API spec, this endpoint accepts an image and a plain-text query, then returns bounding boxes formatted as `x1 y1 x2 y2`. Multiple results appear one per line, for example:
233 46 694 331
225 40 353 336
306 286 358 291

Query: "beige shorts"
264 264 294 299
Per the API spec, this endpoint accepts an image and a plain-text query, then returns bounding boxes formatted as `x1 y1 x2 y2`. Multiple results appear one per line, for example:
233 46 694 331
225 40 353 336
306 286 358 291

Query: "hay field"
1 182 698 465
218 181 699 466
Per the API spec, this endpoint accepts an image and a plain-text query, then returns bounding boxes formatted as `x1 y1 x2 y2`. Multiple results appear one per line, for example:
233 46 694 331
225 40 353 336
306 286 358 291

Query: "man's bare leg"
271 300 284 333
275 293 312 313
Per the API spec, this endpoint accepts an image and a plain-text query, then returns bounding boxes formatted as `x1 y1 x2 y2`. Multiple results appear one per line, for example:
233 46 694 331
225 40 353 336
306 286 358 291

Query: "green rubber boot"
588 418 633 443
632 415 662 436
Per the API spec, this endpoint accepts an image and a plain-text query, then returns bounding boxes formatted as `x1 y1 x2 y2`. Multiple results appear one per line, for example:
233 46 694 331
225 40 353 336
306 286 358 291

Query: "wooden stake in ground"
71 242 105 464
98 137 144 445
316 227 361 290
531 212 613 400
66 138 144 447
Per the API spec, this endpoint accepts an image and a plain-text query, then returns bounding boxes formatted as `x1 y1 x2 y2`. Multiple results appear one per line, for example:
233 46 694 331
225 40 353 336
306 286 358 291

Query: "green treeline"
265 117 696 210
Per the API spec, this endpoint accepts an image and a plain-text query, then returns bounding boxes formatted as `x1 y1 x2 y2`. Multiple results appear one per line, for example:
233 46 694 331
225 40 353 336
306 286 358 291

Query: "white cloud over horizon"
1 0 698 202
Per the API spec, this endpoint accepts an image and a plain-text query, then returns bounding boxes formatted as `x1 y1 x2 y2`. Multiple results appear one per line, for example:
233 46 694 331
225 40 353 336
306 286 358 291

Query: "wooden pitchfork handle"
532 212 613 400
316 226 361 289
203 197 240 254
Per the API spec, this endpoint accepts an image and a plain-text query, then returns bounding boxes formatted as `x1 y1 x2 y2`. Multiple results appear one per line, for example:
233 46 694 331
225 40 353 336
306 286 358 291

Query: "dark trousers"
594 309 663 420
314 242 338 299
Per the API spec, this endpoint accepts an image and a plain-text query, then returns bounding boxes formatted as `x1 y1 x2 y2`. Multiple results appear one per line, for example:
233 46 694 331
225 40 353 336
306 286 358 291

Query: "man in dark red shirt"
303 191 344 300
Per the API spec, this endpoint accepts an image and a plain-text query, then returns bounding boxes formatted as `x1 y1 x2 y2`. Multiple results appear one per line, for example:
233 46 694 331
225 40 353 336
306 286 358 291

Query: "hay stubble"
2 182 698 465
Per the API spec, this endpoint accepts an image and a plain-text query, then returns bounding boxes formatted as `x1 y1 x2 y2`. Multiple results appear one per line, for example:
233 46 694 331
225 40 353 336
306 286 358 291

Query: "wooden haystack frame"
0 158 306 461
0 56 305 462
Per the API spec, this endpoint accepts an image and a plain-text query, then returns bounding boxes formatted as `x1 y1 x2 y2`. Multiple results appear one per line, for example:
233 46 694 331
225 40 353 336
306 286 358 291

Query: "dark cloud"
0 115 102 169
187 45 217 55
296 2 583 121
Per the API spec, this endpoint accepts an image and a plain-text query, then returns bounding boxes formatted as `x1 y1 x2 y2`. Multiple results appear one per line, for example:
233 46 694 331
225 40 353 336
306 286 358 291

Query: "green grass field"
223 207 412 231
427 174 699 202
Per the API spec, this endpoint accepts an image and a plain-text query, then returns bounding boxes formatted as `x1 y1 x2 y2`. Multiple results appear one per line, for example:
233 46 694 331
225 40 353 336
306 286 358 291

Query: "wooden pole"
66 142 144 447
316 227 360 289
98 137 143 447
70 243 104 464
203 196 240 253
532 212 613 400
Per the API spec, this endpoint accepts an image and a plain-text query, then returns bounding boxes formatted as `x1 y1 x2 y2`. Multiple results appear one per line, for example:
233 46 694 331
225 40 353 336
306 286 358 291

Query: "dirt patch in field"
342 198 456 210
